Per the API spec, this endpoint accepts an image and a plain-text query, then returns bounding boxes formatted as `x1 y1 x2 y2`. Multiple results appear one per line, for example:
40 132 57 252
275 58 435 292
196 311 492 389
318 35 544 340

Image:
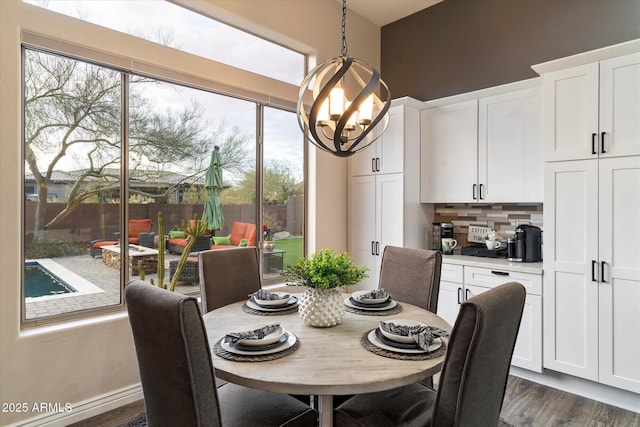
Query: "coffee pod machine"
512 224 542 262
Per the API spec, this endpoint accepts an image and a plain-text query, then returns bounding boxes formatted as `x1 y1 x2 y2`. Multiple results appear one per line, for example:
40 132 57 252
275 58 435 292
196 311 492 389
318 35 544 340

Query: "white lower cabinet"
437 263 543 372
436 264 464 327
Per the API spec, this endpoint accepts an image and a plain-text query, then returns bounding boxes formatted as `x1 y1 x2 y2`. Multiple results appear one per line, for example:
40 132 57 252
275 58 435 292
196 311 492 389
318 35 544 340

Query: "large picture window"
22 30 305 325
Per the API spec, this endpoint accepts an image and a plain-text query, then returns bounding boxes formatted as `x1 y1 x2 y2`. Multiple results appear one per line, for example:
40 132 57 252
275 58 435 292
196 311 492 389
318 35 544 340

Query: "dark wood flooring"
69 376 639 426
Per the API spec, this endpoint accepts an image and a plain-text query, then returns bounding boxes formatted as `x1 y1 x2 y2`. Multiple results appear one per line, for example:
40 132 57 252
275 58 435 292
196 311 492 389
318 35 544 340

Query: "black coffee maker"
514 225 542 262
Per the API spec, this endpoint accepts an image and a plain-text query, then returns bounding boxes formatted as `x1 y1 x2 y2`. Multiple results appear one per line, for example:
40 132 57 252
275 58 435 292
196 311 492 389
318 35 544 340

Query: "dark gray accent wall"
381 0 640 101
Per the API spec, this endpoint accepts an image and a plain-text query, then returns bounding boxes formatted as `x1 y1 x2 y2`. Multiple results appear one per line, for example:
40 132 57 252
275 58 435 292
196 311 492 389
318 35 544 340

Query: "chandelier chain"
341 0 347 56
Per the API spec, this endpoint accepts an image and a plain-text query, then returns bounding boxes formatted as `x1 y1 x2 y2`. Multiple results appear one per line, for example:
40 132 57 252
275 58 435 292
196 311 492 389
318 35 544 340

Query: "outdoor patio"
25 253 200 319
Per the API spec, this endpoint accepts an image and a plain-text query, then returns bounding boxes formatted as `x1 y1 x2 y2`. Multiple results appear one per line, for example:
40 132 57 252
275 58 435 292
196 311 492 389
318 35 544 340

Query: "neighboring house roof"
25 169 205 186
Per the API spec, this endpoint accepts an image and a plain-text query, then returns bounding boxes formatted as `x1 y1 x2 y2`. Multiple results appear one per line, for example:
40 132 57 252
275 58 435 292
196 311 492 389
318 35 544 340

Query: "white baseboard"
6 384 143 427
510 367 640 413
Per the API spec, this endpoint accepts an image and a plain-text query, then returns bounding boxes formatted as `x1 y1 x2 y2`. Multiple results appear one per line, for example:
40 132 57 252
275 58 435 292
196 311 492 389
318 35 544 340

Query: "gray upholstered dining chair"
334 282 526 427
125 280 317 427
198 246 262 313
378 245 442 313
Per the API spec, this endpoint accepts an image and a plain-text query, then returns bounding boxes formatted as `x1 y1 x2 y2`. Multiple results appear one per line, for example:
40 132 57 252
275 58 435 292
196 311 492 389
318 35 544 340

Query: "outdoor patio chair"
334 282 526 427
115 218 155 247
124 280 317 427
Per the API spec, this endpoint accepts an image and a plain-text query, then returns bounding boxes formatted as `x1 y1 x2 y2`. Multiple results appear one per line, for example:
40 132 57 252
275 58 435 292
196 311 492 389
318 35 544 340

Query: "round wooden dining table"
203 293 452 427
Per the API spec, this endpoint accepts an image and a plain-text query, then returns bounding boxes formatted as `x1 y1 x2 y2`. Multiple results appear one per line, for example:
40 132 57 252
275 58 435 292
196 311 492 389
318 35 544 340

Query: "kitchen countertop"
440 252 543 275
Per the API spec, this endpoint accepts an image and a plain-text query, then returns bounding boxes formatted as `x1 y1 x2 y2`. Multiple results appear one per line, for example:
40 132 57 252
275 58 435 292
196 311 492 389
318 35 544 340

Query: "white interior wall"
0 1 380 424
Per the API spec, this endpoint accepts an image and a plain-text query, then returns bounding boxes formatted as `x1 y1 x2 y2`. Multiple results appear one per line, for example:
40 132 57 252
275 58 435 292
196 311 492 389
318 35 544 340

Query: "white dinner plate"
247 296 298 312
253 292 293 307
344 297 397 311
367 330 442 354
231 323 284 346
221 331 297 356
379 319 428 344
351 290 390 305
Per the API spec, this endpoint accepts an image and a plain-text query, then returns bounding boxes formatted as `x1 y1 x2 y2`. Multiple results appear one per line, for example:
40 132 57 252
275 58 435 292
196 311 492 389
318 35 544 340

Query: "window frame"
20 29 306 327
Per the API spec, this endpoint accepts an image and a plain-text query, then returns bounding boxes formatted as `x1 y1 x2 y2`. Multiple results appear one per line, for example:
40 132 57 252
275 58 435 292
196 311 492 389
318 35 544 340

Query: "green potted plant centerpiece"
281 249 368 327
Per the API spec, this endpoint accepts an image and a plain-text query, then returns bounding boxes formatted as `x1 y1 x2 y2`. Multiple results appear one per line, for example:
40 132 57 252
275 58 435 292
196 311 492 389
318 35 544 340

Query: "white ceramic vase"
299 288 345 327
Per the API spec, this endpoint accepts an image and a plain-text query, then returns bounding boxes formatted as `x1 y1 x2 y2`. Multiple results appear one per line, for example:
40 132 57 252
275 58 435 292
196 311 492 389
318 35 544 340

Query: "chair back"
125 280 222 427
378 246 442 312
432 282 526 427
198 247 261 313
128 219 152 239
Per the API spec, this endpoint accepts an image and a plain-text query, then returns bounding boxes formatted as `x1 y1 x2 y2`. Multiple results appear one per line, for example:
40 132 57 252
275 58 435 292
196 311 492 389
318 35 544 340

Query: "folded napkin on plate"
224 323 281 345
250 289 291 301
355 289 389 301
380 321 449 351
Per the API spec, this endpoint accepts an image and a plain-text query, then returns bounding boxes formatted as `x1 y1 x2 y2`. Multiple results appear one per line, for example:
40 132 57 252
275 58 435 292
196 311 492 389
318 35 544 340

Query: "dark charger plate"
374 328 420 350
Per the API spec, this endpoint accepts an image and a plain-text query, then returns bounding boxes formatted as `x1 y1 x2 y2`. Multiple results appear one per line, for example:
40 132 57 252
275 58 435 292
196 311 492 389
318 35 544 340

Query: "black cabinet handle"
472 184 477 200
371 241 375 256
592 260 597 282
457 287 462 304
491 270 509 276
479 184 484 200
371 158 375 173
375 241 380 256
601 132 606 154
601 261 606 283
591 133 597 155
465 288 471 300
376 157 381 172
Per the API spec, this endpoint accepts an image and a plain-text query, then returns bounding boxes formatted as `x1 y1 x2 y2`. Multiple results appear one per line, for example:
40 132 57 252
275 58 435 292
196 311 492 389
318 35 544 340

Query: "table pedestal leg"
317 395 333 427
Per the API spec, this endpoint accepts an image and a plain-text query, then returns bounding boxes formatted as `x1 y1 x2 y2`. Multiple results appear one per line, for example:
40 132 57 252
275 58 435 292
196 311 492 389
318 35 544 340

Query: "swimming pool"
25 261 77 297
24 259 105 300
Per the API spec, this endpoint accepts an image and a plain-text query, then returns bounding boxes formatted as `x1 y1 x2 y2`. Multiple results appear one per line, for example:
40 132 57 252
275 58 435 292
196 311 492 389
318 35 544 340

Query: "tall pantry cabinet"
537 44 640 394
348 98 427 290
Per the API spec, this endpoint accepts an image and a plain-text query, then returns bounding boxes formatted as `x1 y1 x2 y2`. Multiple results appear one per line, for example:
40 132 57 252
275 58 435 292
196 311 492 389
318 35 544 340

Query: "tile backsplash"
433 203 543 246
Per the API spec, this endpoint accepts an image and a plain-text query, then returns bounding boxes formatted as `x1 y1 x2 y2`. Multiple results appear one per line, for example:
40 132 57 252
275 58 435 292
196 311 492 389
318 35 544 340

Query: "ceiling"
344 0 444 26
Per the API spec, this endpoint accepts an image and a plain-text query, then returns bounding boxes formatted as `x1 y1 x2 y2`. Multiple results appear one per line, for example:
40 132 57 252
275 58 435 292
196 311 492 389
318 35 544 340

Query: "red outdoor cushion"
129 219 152 239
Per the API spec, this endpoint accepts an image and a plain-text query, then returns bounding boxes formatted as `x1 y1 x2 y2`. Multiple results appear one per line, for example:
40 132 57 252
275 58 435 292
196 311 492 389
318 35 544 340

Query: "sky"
26 0 306 182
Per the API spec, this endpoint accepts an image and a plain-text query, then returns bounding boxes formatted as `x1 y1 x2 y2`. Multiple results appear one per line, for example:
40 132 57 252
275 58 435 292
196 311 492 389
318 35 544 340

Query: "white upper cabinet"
350 107 404 176
599 53 640 158
543 52 640 161
420 81 543 203
421 99 478 203
479 88 543 202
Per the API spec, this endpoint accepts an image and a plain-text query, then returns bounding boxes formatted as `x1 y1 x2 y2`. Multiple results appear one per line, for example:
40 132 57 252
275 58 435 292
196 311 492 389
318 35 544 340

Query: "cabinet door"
465 284 542 372
479 88 543 202
377 108 404 174
543 160 599 380
437 280 462 328
599 53 640 158
350 142 378 176
543 63 599 161
598 156 640 392
376 173 404 259
511 294 543 372
348 175 378 291
349 106 405 176
421 100 478 202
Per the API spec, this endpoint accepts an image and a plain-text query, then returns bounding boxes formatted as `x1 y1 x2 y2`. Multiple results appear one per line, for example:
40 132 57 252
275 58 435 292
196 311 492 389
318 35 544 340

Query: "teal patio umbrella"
202 146 224 233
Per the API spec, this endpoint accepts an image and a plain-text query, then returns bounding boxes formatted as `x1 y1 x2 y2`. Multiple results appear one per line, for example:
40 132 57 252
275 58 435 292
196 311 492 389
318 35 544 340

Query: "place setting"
344 289 402 315
213 322 300 362
243 289 299 315
361 318 449 360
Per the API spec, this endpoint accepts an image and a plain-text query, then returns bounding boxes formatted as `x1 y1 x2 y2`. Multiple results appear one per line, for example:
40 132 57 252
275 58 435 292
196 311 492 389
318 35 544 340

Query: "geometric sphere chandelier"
296 0 391 157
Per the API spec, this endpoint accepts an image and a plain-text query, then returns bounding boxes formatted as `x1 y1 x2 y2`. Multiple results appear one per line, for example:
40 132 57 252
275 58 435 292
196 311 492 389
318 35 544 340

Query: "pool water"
25 262 77 298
